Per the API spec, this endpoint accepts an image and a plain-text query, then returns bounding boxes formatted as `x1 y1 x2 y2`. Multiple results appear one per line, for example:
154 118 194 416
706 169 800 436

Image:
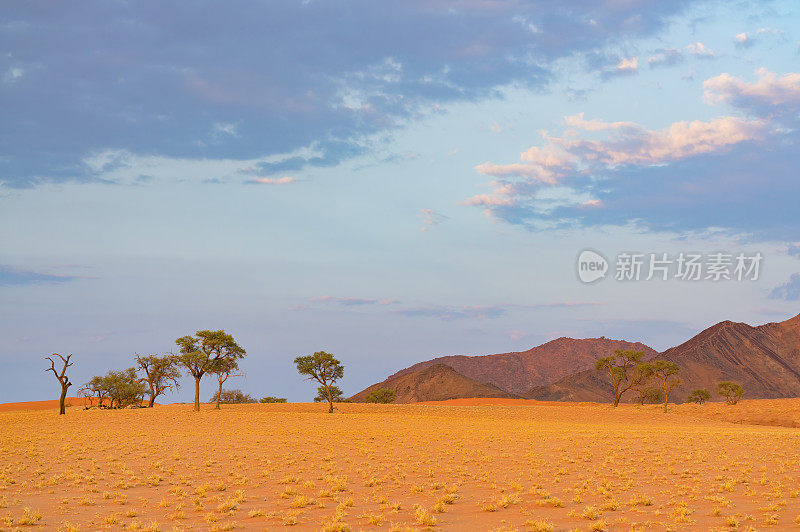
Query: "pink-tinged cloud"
310 296 398 306
685 42 715 58
704 68 800 108
419 209 448 231
564 113 638 132
253 176 297 185
468 112 764 208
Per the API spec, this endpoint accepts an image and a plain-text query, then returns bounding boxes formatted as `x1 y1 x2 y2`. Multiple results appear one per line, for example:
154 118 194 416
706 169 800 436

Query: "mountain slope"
526 313 800 402
350 364 518 403
386 337 657 395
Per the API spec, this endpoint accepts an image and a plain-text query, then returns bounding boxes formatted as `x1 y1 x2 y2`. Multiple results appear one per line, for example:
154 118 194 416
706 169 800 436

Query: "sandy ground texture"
1 400 799 531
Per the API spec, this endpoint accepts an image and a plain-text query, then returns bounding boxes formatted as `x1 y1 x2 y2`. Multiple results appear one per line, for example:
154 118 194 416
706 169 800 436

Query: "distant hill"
526 313 800 403
386 337 657 395
350 364 517 403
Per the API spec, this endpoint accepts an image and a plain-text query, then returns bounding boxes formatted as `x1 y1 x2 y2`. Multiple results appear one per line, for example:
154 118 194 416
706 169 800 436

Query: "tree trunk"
215 381 223 410
327 385 333 413
59 384 68 415
194 377 201 412
148 382 156 407
663 389 670 413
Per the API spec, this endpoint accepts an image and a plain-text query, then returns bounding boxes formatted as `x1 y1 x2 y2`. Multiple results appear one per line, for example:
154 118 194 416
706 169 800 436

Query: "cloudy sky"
2 0 799 403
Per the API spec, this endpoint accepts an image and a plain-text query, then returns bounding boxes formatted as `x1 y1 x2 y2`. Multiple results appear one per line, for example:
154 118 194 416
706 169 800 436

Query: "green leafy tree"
260 396 287 403
595 350 649 407
314 385 344 404
175 330 246 411
635 387 663 405
294 351 344 413
87 368 146 408
717 381 744 405
135 354 181 407
687 389 711 404
44 354 73 415
211 357 242 410
649 360 681 412
210 388 256 404
83 375 110 407
365 388 396 404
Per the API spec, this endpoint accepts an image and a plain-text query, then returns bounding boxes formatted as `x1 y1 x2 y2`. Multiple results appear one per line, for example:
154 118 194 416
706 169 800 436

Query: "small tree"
210 389 256 404
636 387 663 405
175 330 246 411
717 381 744 405
365 388 396 404
135 354 181 407
649 360 681 412
210 358 243 410
102 368 147 408
314 385 344 404
595 350 649 406
687 389 711 404
295 351 344 413
260 396 287 403
45 354 73 415
83 375 110 407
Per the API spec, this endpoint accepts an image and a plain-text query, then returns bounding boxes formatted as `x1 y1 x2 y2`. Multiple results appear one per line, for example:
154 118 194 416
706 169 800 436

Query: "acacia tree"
211 357 242 410
687 389 711 404
595 350 649 407
717 381 744 405
649 360 681 412
83 375 109 407
295 351 344 413
135 354 182 407
103 368 146 408
314 385 344 404
175 330 246 412
365 388 396 404
45 354 73 415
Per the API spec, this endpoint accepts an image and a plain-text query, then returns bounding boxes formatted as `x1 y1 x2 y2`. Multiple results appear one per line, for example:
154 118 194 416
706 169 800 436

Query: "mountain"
350 364 518 403
526 313 800 402
386 337 657 395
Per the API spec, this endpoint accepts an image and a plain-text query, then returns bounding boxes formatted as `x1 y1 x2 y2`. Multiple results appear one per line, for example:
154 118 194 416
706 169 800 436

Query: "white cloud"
685 42 715 58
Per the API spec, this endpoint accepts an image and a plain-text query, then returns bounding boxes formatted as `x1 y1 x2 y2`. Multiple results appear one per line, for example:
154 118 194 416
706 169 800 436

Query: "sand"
1 400 799 530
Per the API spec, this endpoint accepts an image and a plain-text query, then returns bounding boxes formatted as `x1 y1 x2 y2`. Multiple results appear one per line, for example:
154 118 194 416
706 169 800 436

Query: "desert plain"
1 399 800 531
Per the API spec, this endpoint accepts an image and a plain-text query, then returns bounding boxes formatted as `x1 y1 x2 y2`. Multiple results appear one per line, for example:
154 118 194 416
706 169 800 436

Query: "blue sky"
2 0 799 403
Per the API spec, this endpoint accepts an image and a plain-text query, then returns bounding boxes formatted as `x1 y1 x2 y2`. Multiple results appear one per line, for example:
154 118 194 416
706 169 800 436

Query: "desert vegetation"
2 399 799 530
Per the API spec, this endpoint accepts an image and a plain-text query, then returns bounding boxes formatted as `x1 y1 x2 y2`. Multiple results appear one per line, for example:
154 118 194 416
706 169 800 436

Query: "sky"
1 0 799 403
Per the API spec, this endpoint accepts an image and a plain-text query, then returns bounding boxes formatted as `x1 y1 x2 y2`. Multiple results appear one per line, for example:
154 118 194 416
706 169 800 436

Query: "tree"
211 357 243 410
687 389 711 404
87 368 146 408
45 354 73 415
595 350 649 406
260 396 287 403
210 389 256 404
649 360 681 412
717 381 744 405
83 375 110 407
294 351 344 413
365 388 396 404
314 385 344 404
636 387 663 405
175 330 246 411
135 354 181 407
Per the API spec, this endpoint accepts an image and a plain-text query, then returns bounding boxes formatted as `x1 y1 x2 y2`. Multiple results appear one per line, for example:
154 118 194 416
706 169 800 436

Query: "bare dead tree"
45 353 73 415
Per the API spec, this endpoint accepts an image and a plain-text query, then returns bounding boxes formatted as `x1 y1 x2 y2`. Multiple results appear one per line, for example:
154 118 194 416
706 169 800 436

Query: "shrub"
259 396 287 403
365 388 395 404
210 389 256 404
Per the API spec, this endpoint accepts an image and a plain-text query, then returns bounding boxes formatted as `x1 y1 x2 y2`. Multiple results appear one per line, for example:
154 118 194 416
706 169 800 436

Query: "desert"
2 398 800 531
